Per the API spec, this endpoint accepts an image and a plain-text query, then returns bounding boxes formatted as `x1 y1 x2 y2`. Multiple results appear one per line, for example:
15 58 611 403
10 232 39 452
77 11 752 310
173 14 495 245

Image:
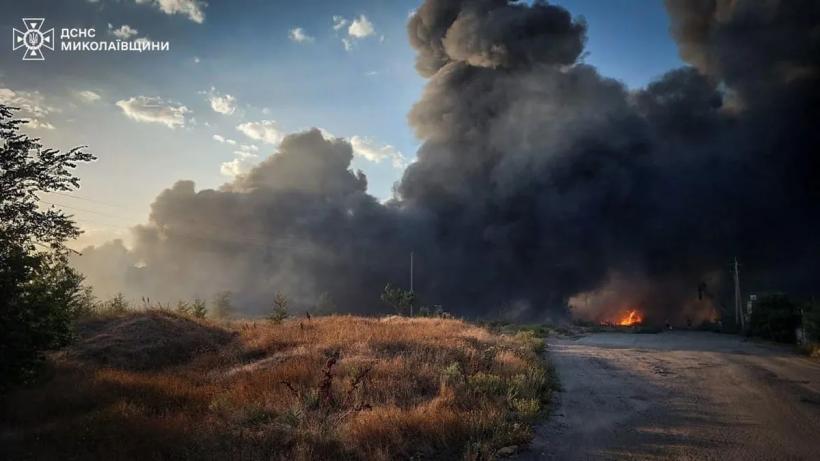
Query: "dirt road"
521 331 820 460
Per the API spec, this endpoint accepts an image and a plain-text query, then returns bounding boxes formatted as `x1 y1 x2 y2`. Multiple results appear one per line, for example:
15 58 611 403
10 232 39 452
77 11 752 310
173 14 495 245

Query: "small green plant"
510 398 541 419
268 293 289 324
512 330 545 354
175 300 192 316
190 297 208 319
441 362 464 388
103 293 130 315
467 372 505 396
380 283 416 316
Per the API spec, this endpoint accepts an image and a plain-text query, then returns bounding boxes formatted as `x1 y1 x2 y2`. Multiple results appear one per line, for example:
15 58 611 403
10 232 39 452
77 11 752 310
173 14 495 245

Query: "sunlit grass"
1 314 554 460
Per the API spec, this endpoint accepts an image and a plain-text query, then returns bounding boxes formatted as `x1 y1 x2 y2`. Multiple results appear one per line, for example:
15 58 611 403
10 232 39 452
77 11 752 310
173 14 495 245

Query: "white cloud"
0 86 57 128
332 16 348 31
193 56 201 63
212 134 237 145
204 87 236 115
135 0 206 24
220 156 254 178
334 14 376 51
22 119 56 130
0 87 54 118
108 23 138 39
76 90 101 103
350 135 407 168
348 15 375 38
289 27 314 43
220 144 259 178
115 96 189 129
236 120 283 145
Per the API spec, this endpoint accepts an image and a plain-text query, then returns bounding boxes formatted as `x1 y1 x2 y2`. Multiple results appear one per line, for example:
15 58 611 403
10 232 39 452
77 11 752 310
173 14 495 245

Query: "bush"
103 294 130 315
268 293 289 324
747 294 801 343
380 283 416 316
190 297 208 319
0 250 86 389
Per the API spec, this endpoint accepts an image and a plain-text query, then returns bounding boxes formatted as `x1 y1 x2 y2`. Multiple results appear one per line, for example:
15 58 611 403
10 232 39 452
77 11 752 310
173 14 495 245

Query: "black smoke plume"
75 0 820 323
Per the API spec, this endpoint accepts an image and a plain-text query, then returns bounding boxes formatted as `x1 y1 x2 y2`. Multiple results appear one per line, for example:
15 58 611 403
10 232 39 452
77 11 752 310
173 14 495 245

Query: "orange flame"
617 309 643 326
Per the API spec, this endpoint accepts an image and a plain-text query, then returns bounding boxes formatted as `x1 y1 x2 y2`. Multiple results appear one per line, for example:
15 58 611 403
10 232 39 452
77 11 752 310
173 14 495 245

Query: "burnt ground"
521 331 820 460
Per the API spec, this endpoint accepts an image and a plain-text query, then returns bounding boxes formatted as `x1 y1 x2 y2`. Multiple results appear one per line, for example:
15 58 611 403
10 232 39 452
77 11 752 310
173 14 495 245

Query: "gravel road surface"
521 331 820 460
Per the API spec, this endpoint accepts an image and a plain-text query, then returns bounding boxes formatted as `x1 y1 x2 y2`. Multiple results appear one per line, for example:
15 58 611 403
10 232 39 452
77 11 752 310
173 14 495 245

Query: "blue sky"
0 0 682 248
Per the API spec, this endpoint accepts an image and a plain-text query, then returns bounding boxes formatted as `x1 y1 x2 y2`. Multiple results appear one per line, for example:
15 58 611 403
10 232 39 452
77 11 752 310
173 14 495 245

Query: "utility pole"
733 257 744 331
410 251 414 293
409 251 414 317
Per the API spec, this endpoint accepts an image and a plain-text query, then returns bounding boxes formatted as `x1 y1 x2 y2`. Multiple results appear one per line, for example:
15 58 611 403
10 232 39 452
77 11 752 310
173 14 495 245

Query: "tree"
212 291 235 319
268 292 289 324
747 294 801 343
0 104 96 390
380 283 416 316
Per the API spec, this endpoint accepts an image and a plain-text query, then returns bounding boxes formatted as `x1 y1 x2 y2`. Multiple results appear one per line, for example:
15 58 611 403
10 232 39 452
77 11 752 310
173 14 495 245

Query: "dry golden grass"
0 313 553 460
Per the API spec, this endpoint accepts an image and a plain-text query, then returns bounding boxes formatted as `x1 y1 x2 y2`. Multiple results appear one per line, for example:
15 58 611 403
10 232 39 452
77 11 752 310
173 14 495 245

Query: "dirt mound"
65 311 235 370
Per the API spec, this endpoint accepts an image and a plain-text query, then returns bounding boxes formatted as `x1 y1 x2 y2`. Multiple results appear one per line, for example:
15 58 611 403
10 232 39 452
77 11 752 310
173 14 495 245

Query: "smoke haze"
74 0 820 322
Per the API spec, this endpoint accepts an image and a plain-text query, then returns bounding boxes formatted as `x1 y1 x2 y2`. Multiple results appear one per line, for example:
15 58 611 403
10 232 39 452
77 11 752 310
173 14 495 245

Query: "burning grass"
0 312 554 460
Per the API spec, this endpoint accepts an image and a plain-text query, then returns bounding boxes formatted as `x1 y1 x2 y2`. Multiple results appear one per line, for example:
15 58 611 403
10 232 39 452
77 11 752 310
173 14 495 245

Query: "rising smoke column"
77 0 820 322
76 130 414 311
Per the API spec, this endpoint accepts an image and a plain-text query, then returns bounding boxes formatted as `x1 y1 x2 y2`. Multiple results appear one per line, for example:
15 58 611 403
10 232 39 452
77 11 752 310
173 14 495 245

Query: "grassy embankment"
1 311 555 460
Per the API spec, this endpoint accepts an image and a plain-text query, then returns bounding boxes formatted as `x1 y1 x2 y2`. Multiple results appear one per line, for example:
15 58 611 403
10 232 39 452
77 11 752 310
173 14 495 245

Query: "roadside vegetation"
1 308 554 460
0 104 96 391
746 294 820 357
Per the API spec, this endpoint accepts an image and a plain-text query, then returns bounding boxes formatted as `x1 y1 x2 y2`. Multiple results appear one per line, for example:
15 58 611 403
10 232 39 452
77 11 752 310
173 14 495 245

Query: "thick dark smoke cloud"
408 0 586 76
76 0 820 322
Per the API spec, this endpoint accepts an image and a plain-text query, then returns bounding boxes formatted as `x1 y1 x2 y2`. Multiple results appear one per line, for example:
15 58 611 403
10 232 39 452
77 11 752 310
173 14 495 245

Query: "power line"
45 191 143 213
39 199 135 221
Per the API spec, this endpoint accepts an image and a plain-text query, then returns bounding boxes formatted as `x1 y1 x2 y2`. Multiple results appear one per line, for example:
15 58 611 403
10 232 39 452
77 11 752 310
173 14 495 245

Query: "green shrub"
510 398 541 419
268 293 289 324
467 372 506 396
190 297 208 319
380 283 416 316
440 362 463 388
99 293 130 316
0 251 86 389
512 330 545 354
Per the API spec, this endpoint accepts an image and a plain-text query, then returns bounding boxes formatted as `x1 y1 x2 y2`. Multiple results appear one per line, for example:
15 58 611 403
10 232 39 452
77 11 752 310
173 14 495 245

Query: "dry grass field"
1 311 553 460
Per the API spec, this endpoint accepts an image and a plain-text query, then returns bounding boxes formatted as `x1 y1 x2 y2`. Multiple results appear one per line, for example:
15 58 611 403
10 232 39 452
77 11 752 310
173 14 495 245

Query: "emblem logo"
12 18 55 61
